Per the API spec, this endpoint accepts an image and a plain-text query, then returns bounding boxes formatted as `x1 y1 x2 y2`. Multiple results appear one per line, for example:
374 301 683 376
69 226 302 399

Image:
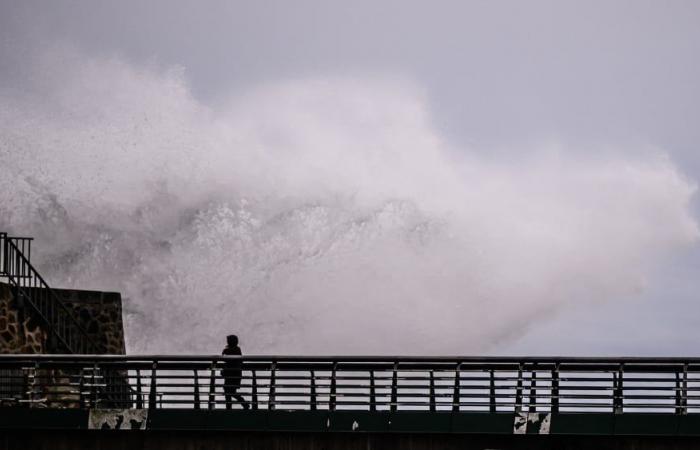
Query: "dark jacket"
222 345 242 380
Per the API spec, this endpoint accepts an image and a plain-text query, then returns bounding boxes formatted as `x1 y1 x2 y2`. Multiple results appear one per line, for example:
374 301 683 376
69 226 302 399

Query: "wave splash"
0 49 697 354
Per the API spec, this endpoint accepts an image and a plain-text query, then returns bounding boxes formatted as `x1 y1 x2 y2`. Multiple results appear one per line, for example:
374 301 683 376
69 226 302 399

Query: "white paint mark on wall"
88 409 148 430
513 412 551 434
513 412 528 434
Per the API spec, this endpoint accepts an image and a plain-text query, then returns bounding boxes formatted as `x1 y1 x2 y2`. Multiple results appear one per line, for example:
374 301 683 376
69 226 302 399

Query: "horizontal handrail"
2 354 700 363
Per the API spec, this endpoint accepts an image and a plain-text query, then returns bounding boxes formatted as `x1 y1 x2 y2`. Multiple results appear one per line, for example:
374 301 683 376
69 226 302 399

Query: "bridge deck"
2 408 700 436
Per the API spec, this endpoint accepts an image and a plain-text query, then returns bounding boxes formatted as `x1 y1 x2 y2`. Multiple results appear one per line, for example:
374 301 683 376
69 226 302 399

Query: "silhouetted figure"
222 334 250 410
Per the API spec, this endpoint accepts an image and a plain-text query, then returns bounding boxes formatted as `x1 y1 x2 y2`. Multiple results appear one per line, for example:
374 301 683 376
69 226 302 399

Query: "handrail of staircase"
0 232 97 354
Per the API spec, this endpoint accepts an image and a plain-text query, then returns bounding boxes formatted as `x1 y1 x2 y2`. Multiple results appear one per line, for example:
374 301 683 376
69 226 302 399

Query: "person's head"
226 334 238 347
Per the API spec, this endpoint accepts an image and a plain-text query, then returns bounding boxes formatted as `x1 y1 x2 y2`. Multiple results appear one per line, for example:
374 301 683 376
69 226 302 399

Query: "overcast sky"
1 0 700 355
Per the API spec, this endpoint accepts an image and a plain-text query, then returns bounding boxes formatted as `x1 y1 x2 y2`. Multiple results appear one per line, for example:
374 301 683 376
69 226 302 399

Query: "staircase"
0 232 96 354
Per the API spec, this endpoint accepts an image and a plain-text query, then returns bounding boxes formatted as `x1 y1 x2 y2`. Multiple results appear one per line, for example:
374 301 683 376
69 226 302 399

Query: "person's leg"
232 384 249 409
223 378 233 410
233 392 249 409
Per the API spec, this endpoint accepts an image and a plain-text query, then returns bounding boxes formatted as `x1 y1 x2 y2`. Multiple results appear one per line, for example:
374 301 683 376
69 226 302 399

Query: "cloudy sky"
1 1 699 355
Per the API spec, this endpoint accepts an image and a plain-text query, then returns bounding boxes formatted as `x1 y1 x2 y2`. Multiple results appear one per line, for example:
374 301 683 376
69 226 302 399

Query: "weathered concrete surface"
88 409 148 430
3 430 700 450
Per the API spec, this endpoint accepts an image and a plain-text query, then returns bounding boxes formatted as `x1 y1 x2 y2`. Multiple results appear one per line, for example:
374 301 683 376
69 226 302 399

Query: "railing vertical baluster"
369 370 376 412
551 363 559 414
682 363 688 415
676 370 682 415
310 370 317 411
208 361 216 410
612 371 618 413
20 240 25 279
329 362 337 411
452 362 461 413
135 369 143 409
515 363 523 414
148 362 158 410
91 363 98 408
676 364 688 415
15 244 22 280
0 233 5 274
21 364 30 405
613 364 624 414
529 366 537 413
269 361 277 410
251 369 258 410
78 368 86 408
193 369 200 409
429 370 436 412
390 362 398 413
489 369 496 413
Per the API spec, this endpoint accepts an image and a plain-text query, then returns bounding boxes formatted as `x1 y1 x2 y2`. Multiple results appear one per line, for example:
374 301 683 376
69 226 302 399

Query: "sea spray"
0 48 697 354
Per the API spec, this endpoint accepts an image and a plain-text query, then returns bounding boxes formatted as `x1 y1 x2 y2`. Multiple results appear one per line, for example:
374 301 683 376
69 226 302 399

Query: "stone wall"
0 282 125 355
54 287 126 355
0 283 45 354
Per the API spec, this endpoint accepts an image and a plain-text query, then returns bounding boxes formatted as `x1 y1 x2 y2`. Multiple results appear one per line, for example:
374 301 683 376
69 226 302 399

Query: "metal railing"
0 233 97 354
0 355 699 414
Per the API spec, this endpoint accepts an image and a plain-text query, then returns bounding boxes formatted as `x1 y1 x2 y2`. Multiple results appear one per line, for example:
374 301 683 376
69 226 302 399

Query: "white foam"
0 48 697 354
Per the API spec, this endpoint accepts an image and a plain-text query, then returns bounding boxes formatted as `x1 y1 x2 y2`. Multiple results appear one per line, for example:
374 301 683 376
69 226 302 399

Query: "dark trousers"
223 374 249 409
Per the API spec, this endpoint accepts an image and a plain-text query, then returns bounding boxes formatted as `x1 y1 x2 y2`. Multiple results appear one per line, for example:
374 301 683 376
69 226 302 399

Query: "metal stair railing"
0 232 97 354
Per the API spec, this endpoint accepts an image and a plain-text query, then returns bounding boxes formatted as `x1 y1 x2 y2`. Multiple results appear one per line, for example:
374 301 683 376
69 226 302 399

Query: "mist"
0 48 697 354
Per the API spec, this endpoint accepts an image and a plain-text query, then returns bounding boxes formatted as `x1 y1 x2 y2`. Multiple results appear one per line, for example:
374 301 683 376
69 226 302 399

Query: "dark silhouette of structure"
222 334 249 410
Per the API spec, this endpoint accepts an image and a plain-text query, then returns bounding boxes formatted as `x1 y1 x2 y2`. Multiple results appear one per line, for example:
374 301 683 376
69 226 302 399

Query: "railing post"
15 248 20 283
429 370 436 412
529 366 537 413
515 363 523 414
251 369 258 410
489 369 496 413
551 363 559 414
148 362 158 410
91 363 98 408
329 362 337 411
78 368 86 409
613 364 624 414
208 361 216 410
676 364 688 415
269 361 277 410
682 363 688 415
135 369 143 409
452 362 461 413
0 233 6 274
369 370 376 412
193 369 200 409
310 370 317 410
390 362 398 413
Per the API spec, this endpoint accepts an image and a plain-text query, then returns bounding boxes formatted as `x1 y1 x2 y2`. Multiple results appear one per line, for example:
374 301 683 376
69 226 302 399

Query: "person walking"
222 334 250 410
